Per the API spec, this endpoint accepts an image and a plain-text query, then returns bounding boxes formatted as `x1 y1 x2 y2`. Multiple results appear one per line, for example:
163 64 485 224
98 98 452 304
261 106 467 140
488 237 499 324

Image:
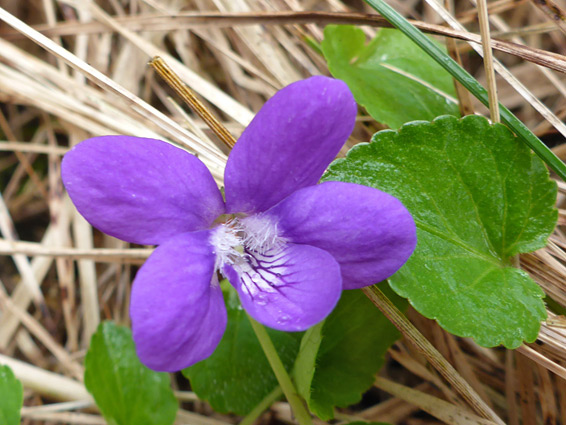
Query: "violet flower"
62 77 416 372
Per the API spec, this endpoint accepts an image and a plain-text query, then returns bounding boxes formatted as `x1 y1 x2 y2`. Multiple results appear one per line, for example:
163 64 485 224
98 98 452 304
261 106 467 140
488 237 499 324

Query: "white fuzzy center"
210 215 285 270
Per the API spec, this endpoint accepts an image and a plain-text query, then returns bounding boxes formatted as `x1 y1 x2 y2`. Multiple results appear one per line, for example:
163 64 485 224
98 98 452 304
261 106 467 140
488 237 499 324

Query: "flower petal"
224 76 357 214
130 231 226 372
266 181 417 289
224 243 342 331
62 136 224 245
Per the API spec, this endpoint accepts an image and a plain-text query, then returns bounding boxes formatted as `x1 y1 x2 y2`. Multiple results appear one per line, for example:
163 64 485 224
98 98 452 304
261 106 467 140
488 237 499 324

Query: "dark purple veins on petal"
224 242 342 331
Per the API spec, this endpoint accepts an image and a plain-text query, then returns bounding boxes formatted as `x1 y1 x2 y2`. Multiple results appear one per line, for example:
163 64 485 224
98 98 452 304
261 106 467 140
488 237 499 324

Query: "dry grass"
1 0 566 424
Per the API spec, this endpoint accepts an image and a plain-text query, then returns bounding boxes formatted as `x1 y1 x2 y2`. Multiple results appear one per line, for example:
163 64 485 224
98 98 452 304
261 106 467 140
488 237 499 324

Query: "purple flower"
62 76 416 372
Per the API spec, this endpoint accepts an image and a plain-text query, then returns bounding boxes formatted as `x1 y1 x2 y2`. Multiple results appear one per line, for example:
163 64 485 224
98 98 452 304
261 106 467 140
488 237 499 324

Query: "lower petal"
130 231 226 372
266 181 417 289
224 243 342 331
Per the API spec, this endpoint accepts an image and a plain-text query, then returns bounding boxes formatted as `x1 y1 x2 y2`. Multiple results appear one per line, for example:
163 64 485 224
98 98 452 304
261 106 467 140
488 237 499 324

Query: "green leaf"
294 286 404 420
84 322 177 425
293 320 324 400
321 25 459 129
323 115 557 348
363 0 566 182
0 365 23 425
183 286 302 415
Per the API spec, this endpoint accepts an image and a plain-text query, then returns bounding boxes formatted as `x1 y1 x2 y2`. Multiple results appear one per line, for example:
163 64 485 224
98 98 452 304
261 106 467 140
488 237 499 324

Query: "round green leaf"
183 287 302 415
0 365 23 425
321 25 459 129
84 322 178 425
323 115 556 348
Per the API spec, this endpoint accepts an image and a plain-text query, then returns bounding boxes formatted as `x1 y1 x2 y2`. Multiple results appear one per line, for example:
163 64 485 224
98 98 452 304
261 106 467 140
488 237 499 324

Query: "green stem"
364 0 566 182
239 386 283 425
247 315 313 425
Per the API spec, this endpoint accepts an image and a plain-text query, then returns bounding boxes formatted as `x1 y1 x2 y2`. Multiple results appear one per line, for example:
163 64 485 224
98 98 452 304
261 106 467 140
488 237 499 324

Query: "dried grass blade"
0 227 56 347
4 12 566 74
20 411 105 424
45 115 78 351
0 238 152 261
362 286 505 425
529 0 566 36
517 344 566 380
0 192 45 308
476 0 500 122
0 286 83 379
515 352 537 423
85 1 253 128
0 6 226 169
0 353 91 401
150 57 237 148
375 377 498 425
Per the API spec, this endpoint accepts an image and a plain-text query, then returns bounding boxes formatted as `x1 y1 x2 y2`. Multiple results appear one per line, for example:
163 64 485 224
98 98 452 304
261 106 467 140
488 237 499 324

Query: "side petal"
130 231 226 372
266 181 417 289
62 136 225 245
224 243 342 331
224 76 357 214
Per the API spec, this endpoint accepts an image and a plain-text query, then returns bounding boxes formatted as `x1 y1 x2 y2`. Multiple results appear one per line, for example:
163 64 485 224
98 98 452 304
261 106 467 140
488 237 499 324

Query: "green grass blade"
364 0 566 181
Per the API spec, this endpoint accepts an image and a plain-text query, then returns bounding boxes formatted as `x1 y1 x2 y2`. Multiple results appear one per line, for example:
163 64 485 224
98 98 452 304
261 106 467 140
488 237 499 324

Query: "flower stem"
247 315 312 425
239 386 283 425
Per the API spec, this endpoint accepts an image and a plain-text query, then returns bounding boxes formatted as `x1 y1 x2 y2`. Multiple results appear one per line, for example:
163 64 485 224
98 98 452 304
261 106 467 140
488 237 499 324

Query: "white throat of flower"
210 215 286 271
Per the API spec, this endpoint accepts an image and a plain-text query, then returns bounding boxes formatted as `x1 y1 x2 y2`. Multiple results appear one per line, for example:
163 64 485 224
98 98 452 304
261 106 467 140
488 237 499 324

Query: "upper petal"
224 243 342 331
62 136 225 245
224 76 357 214
130 230 227 372
266 181 417 289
